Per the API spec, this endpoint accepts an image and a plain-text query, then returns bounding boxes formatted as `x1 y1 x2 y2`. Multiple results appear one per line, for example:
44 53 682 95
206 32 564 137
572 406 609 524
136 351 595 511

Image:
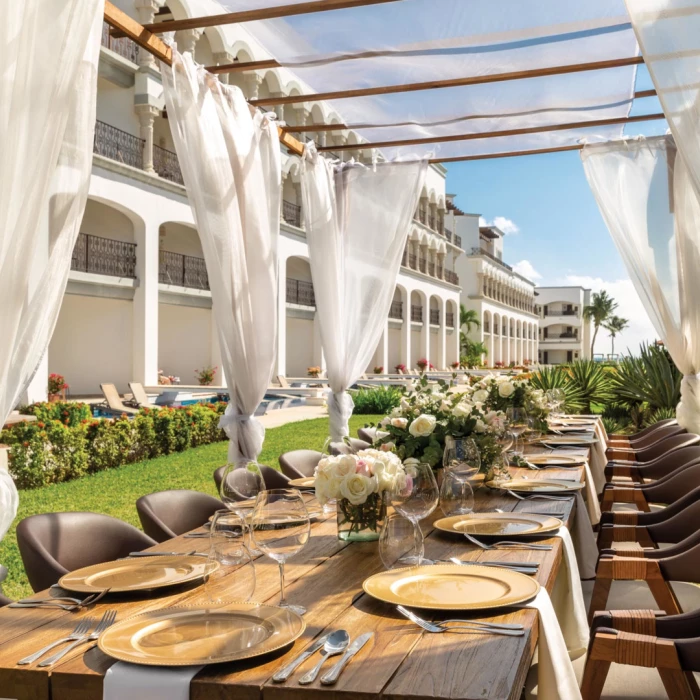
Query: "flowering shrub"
494 361 505 368
394 364 406 373
373 375 507 470
48 373 68 396
416 358 429 371
1 403 227 490
25 401 92 427
307 366 322 378
373 366 384 374
195 366 217 386
450 361 460 369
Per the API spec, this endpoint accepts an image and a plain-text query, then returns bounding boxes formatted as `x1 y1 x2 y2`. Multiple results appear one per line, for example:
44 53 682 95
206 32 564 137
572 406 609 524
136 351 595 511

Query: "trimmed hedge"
24 401 92 427
1 403 227 490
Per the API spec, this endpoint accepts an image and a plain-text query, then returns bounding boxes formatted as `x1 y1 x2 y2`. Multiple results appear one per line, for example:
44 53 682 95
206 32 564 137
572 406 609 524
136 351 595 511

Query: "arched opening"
281 163 303 229
410 290 424 369
492 312 501 365
285 256 316 377
388 285 406 372
429 295 441 367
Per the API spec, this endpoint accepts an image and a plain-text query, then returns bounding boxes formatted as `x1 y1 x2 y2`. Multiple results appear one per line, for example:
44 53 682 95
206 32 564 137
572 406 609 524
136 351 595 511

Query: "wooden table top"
0 447 590 700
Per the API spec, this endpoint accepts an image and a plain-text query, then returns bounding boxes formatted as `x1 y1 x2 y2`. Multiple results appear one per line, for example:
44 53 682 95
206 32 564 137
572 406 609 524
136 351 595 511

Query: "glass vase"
336 492 387 542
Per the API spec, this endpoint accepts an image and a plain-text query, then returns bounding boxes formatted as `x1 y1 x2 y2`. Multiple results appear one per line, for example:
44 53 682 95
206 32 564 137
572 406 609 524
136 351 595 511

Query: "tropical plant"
461 339 487 369
460 305 480 334
529 365 587 413
604 315 629 357
609 342 682 412
644 407 677 427
195 365 217 386
351 386 403 415
566 359 613 413
583 290 617 358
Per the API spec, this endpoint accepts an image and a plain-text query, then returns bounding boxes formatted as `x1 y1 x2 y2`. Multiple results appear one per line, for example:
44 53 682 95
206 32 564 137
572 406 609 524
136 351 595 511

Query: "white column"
135 0 165 69
213 51 235 85
135 104 159 174
174 28 202 55
437 298 446 369
420 297 430 367
276 257 287 377
244 73 264 101
400 289 411 369
133 220 159 387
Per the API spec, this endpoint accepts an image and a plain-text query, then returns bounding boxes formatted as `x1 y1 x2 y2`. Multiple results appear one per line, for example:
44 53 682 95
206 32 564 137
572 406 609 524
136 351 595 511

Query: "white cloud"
542 273 659 357
479 215 520 235
513 260 542 280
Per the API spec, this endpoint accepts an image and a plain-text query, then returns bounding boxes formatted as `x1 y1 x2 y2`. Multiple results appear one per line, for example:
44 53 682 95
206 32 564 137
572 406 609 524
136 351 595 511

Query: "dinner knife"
320 632 373 685
272 633 330 682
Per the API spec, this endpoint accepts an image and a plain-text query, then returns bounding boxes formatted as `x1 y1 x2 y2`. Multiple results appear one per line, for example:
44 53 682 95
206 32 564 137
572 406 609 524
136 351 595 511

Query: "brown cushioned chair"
329 438 370 455
608 418 679 451
213 464 290 495
357 427 377 444
278 450 323 480
604 444 700 486
606 433 699 475
16 512 156 592
607 422 684 459
136 489 223 542
582 607 700 699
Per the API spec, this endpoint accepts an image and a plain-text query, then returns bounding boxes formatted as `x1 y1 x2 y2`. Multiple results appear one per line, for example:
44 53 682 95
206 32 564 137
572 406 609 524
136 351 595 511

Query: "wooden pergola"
103 0 665 164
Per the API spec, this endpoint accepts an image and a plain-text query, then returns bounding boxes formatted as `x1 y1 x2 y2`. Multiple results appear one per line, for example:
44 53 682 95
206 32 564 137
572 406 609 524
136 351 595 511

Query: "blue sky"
444 146 659 358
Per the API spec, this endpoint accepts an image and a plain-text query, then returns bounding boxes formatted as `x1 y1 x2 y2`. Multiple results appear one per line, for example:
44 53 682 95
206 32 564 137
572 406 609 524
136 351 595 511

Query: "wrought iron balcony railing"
411 305 423 322
101 21 138 64
429 309 440 325
153 145 185 186
283 200 302 228
454 234 462 248
444 269 459 285
446 312 455 328
159 250 209 290
94 120 143 170
71 233 137 279
389 301 403 320
286 278 315 307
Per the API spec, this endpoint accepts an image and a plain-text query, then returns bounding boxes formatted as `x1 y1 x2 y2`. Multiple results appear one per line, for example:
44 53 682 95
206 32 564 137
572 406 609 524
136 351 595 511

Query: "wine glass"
490 452 512 483
443 438 480 481
526 414 543 443
379 514 418 569
439 470 474 517
391 462 439 565
219 462 266 554
206 510 256 605
251 489 310 615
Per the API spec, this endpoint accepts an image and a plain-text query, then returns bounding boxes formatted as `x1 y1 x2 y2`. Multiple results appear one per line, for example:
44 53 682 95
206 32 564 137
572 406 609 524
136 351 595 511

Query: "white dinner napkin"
104 662 204 700
525 588 583 700
569 491 598 579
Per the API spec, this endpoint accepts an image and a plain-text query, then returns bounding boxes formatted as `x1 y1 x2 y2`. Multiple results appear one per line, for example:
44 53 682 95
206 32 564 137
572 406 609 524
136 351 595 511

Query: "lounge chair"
99 383 139 416
276 375 291 389
128 382 153 408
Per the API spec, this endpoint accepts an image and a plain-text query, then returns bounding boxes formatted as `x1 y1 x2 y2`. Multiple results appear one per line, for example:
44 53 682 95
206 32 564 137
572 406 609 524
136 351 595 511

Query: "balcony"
101 21 138 64
408 253 417 269
444 269 459 285
453 234 462 248
94 120 143 170
159 250 209 290
446 312 455 328
445 228 452 243
544 308 579 317
437 265 443 278
428 214 436 230
71 233 137 279
283 200 302 228
418 257 427 273
286 278 315 307
389 301 403 320
429 309 440 325
153 145 184 186
469 246 513 272
428 262 435 276
411 305 423 322
483 322 490 333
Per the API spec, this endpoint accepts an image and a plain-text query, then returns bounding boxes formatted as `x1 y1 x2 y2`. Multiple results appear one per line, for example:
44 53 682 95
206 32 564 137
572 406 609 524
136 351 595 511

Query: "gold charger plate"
59 555 218 594
288 477 315 488
435 512 562 537
488 478 584 493
363 564 540 611
98 603 305 666
525 454 585 467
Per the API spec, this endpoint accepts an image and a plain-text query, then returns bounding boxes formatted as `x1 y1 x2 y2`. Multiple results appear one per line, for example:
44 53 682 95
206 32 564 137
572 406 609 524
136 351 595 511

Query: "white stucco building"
453 203 539 366
29 1 462 399
536 286 592 365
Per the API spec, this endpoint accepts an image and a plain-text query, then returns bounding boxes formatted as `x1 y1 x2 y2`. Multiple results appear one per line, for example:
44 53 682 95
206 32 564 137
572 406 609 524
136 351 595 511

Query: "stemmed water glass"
219 461 266 554
390 462 439 565
506 408 528 458
379 514 418 570
443 438 480 481
439 470 474 517
206 510 256 605
251 489 310 615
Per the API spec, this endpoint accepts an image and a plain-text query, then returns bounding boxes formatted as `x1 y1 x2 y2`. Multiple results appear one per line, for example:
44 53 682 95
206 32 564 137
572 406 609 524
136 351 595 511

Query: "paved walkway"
258 404 327 429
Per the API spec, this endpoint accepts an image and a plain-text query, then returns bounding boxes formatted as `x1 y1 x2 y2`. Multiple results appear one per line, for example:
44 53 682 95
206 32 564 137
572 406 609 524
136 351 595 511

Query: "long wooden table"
0 452 589 700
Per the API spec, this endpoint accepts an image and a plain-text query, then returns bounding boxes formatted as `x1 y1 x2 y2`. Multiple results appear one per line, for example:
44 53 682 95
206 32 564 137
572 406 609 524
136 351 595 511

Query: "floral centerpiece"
373 376 506 475
315 449 406 541
471 373 549 429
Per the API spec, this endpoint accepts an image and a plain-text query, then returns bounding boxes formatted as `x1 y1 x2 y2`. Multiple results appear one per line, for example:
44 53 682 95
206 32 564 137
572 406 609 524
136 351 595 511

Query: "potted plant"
450 361 460 370
307 366 321 379
48 373 68 402
394 363 406 374
416 358 429 372
195 366 217 386
373 366 384 374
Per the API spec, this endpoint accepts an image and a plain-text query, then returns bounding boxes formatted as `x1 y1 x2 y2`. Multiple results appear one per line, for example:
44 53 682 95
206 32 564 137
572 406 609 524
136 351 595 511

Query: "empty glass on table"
439 469 474 517
443 437 480 481
506 408 528 457
219 461 266 554
379 513 419 569
251 489 310 615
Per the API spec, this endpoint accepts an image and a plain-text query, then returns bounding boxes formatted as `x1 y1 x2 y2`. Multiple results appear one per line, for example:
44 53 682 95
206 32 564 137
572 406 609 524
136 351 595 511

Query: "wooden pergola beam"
250 55 645 107
430 144 585 164
103 1 305 157
316 112 666 152
113 0 399 36
208 59 280 75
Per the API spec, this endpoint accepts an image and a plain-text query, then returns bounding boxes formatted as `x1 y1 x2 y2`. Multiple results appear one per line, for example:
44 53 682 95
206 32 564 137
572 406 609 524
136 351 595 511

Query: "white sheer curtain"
581 135 700 432
0 0 103 541
301 146 427 440
161 50 281 465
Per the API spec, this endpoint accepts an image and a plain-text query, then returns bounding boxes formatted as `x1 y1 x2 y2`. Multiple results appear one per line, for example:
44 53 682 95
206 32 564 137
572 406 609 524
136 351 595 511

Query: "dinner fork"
17 618 93 665
463 532 553 551
397 607 524 636
397 606 524 631
38 610 117 667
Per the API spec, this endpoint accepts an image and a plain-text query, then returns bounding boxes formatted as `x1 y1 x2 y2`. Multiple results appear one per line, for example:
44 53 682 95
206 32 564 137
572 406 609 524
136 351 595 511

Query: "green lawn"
1 414 382 600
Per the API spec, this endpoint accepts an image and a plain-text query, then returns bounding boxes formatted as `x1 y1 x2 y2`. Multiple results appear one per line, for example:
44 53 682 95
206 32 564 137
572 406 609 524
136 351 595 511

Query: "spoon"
298 630 350 685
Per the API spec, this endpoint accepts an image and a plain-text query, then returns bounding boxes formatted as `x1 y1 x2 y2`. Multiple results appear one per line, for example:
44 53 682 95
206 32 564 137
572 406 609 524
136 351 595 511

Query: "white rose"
452 402 472 418
315 468 333 505
380 416 391 428
498 382 515 398
440 400 452 413
373 457 401 491
408 414 436 437
474 419 487 433
379 441 395 452
331 455 357 480
400 398 411 411
339 472 377 505
472 389 489 403
391 417 408 429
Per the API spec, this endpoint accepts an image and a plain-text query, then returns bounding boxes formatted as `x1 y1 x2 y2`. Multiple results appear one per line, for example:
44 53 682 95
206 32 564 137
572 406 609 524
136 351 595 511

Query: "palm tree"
604 315 629 358
583 290 617 358
460 305 480 334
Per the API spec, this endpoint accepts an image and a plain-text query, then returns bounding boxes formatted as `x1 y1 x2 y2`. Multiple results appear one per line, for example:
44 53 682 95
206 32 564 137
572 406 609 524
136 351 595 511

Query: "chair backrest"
16 512 156 592
276 375 290 388
630 417 679 443
100 383 127 412
213 464 290 496
357 427 377 444
633 423 685 451
636 433 700 463
278 450 323 479
636 446 700 480
329 438 370 455
128 382 151 408
643 460 700 505
136 489 223 542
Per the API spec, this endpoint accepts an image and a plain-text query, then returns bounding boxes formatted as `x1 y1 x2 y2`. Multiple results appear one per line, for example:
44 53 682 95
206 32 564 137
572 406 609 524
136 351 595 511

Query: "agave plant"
610 343 681 411
565 360 613 414
644 406 677 427
529 365 587 414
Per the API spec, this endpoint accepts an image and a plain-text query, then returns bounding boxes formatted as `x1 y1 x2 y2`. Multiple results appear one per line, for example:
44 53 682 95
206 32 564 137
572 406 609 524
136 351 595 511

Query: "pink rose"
355 459 372 477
